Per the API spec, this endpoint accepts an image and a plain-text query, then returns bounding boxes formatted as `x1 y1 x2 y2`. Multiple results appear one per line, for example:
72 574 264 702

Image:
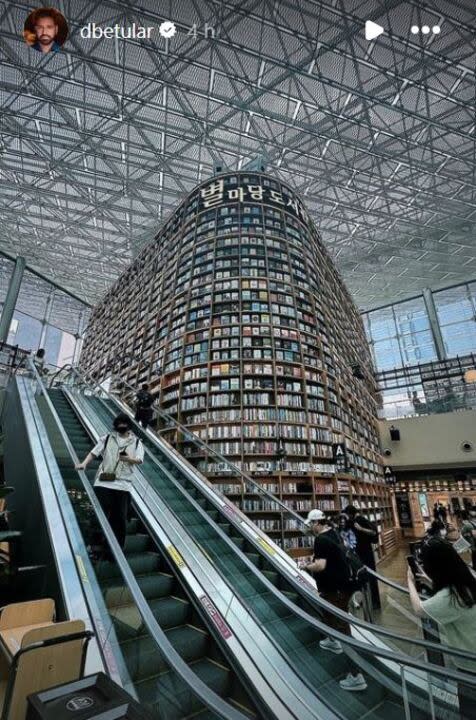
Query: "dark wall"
2 380 65 616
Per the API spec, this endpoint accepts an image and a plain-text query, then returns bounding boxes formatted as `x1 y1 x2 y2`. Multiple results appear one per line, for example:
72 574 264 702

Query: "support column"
423 287 446 361
0 256 26 344
39 288 55 349
73 309 86 364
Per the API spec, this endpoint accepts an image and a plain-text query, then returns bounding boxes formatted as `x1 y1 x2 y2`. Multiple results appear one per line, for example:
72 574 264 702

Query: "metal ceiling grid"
0 0 475 311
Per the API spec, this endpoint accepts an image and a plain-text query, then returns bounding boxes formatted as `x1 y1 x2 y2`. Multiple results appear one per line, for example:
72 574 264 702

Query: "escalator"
45 388 263 720
66 386 474 720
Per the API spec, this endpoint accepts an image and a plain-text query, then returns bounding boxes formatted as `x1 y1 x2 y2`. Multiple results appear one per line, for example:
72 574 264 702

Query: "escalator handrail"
366 566 410 595
16 376 111 681
72 367 308 528
72 380 476 672
68 368 476 665
27 360 251 720
48 363 74 388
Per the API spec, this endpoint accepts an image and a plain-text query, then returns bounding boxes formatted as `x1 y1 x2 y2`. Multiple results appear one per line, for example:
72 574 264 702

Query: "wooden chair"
0 601 92 720
0 600 56 660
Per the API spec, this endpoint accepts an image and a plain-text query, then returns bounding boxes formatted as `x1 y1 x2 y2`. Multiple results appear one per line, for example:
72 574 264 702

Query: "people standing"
303 509 367 692
135 383 155 429
406 539 476 719
344 505 381 609
338 513 357 551
75 413 144 554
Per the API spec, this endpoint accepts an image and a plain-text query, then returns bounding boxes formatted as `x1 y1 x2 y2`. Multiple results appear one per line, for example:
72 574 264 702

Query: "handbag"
98 435 120 483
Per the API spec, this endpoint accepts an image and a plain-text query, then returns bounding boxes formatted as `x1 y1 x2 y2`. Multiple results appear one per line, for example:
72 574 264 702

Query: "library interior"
0 2 475 720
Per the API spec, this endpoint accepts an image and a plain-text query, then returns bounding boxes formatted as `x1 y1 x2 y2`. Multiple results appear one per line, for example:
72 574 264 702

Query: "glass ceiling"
0 0 475 310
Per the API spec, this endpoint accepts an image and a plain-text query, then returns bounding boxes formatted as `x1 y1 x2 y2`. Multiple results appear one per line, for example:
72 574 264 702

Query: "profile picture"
23 6 68 54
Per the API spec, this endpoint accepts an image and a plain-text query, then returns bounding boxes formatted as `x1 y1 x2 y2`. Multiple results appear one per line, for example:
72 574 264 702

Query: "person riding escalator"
75 413 144 556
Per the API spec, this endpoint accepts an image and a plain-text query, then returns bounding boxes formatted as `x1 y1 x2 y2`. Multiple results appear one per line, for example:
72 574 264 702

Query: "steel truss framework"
0 0 475 310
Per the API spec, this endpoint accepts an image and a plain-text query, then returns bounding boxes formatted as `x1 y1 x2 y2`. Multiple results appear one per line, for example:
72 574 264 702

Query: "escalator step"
120 625 209 680
148 596 191 629
262 569 279 584
102 572 174 607
126 552 160 575
124 534 150 554
231 537 245 551
245 553 261 568
138 658 231 720
245 591 292 621
316 669 387 719
127 518 139 534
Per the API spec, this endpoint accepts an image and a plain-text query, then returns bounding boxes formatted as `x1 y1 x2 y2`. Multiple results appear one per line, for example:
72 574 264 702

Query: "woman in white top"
75 413 144 553
407 539 476 719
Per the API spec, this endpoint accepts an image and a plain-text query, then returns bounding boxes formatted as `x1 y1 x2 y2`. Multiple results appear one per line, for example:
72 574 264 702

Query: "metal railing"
57 364 476 674
56 370 476 719
27 359 250 720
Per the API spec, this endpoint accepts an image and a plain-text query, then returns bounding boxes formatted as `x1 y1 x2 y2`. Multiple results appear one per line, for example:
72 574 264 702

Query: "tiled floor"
351 543 430 658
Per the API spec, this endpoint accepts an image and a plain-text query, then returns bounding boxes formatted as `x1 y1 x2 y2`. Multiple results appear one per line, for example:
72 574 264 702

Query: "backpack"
357 515 379 544
344 547 369 591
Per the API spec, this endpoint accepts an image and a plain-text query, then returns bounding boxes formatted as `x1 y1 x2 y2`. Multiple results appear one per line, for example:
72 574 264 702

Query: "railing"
376 353 476 420
57 365 476 677
58 368 476 720
70 368 311 546
27 359 250 720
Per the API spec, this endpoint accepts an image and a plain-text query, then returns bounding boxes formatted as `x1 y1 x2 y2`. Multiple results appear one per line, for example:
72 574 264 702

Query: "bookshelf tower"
81 171 395 561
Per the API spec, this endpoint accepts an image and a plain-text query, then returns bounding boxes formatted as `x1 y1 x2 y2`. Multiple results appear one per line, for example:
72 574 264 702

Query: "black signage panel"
395 493 412 528
332 442 348 473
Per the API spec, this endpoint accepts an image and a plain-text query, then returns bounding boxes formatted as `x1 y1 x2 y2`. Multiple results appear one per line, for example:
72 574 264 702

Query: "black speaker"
27 674 153 720
389 426 400 441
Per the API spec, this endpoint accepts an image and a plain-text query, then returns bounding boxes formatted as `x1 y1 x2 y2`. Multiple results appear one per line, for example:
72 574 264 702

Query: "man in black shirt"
344 505 381 609
135 383 155 429
303 509 367 692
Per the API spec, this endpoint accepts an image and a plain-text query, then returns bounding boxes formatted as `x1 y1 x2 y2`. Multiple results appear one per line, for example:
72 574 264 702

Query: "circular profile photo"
24 7 68 54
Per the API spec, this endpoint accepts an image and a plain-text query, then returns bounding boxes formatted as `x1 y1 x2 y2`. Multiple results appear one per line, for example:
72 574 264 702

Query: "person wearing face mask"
75 413 144 553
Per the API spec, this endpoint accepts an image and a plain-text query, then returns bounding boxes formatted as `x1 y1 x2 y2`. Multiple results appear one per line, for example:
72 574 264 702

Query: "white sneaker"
319 637 343 654
339 673 367 692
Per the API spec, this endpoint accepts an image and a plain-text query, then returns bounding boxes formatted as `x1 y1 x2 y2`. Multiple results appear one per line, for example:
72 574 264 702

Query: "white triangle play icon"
365 20 384 41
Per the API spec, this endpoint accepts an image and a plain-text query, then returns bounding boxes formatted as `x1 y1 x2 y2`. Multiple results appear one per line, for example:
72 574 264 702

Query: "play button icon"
365 20 384 41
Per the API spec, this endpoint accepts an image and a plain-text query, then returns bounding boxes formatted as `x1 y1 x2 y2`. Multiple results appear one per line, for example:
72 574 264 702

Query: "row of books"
282 536 314 550
281 482 312 493
315 483 335 494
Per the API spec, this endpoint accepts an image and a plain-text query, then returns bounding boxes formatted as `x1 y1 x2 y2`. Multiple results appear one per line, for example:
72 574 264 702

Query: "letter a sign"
332 443 348 473
384 465 396 485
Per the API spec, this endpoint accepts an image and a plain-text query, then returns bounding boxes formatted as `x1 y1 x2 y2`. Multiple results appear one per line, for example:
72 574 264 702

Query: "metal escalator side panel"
14 377 129 686
95 391 476 670
65 387 339 720
44 386 264 720
69 388 476 720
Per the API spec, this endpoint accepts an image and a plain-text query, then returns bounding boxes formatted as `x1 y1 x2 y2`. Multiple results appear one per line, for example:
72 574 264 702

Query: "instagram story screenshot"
0 2 475 720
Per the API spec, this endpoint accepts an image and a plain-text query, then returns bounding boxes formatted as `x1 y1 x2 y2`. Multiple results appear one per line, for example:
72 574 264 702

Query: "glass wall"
363 280 476 372
433 282 476 357
0 256 90 368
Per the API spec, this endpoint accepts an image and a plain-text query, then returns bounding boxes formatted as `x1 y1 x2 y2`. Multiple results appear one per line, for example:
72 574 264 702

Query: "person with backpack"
75 413 144 553
135 383 155 429
344 505 381 609
460 508 476 570
303 509 368 692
